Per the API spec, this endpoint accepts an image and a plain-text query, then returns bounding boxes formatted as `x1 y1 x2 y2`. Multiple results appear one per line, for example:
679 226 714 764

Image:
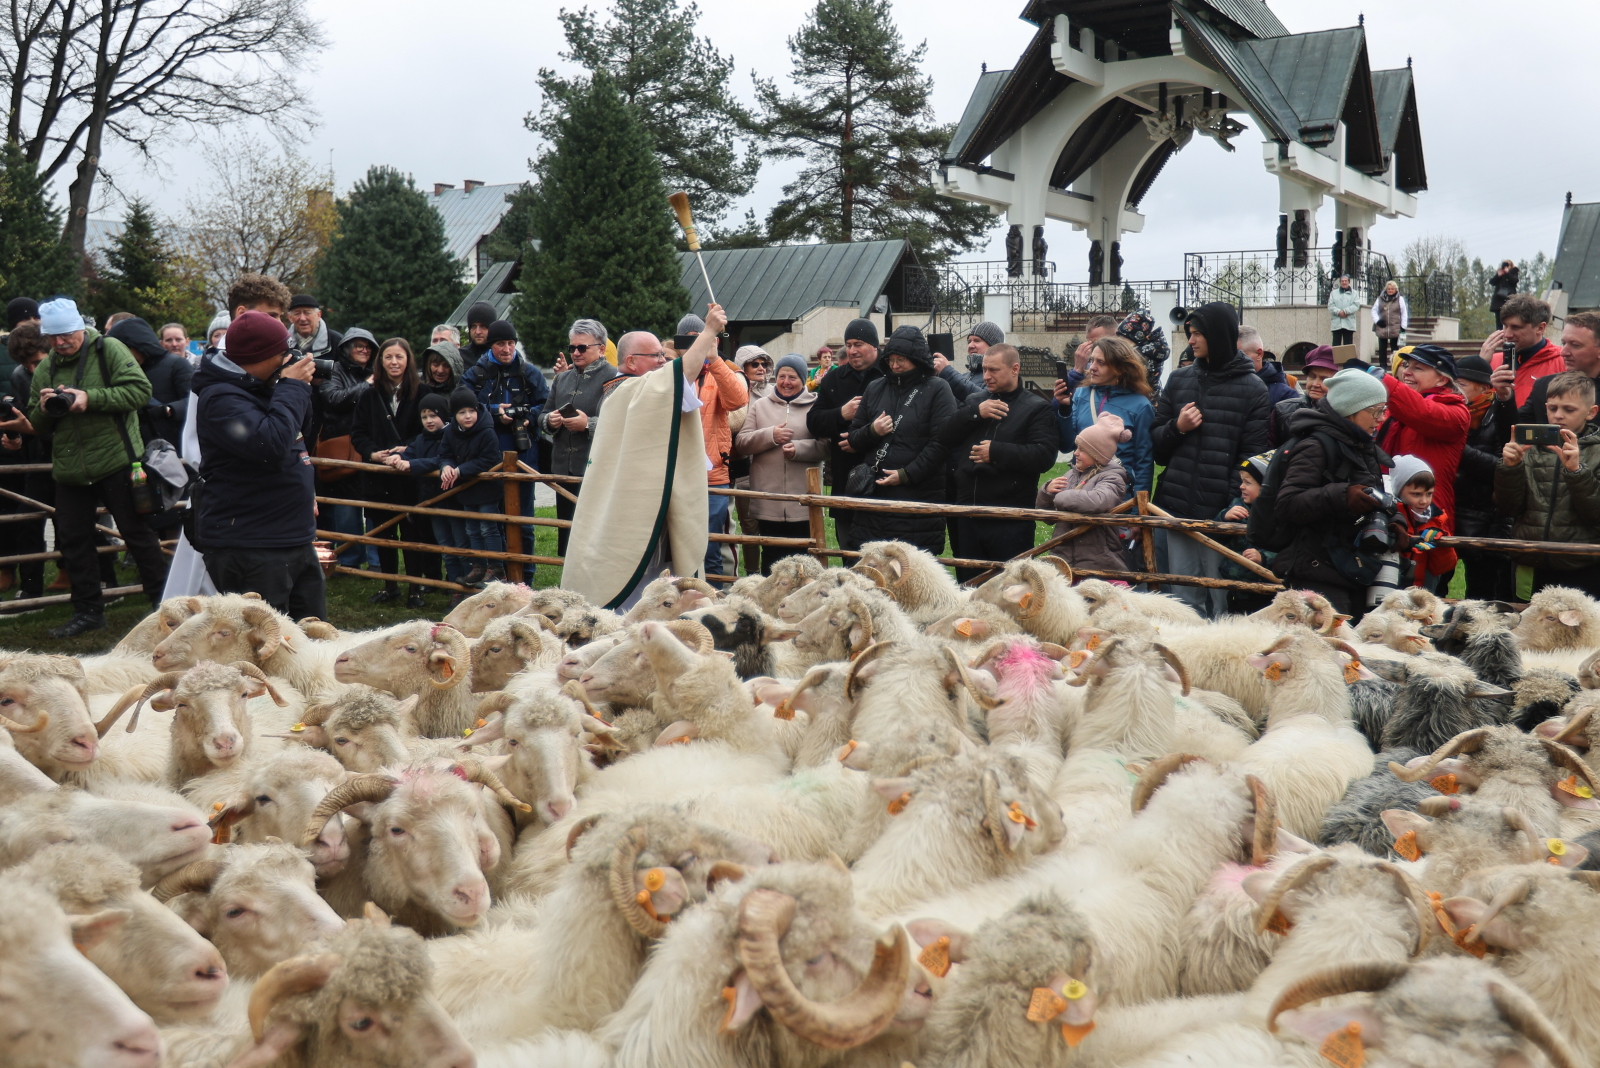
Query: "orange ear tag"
1026 986 1068 1023
1068 650 1089 669
718 986 738 1034
1007 801 1037 830
837 740 858 763
475 718 487 728
1343 660 1362 684
1060 1021 1096 1047
1085 633 1101 651
643 868 666 893
773 698 796 721
1265 910 1292 936
1393 830 1421 862
1429 773 1458 795
1264 662 1283 681
917 935 951 977
1558 775 1595 799
635 889 668 924
887 791 912 815
212 801 225 811
1319 1021 1364 1068
1017 592 1033 611
955 619 973 638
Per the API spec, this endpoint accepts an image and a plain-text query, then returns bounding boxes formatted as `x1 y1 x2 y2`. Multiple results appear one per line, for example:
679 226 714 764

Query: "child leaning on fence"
1036 411 1132 576
385 386 505 591
386 393 463 586
1217 452 1276 614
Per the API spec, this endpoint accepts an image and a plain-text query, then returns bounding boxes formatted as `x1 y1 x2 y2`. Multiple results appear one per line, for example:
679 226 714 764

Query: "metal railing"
1182 248 1396 309
904 262 1180 336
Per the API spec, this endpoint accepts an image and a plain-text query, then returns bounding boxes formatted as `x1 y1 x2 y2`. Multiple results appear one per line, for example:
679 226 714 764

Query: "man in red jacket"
1484 293 1563 407
1374 344 1469 532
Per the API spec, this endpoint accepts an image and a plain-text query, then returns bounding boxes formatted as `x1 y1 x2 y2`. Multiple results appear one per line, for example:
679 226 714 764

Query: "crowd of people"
1 264 1594 636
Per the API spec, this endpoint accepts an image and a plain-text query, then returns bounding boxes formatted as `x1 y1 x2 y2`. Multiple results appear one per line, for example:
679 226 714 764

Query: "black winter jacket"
807 359 884 488
1455 401 1512 540
351 384 426 505
108 318 193 449
193 356 316 550
846 366 956 546
1150 352 1271 518
1269 401 1389 592
404 404 502 508
313 329 375 443
942 384 1058 507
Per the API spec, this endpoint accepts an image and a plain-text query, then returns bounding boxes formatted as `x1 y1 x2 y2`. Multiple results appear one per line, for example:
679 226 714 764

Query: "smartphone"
1514 424 1564 447
1055 360 1071 382
559 402 579 418
1501 340 1517 373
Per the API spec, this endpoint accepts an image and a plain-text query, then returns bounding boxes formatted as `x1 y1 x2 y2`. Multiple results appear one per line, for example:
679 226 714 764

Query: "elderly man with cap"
1370 343 1468 533
189 310 323 616
461 318 549 515
807 317 883 552
285 294 341 363
27 297 170 636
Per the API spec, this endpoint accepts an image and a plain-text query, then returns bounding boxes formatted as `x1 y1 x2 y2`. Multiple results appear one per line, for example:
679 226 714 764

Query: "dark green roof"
447 260 517 326
1371 66 1427 192
946 69 1012 164
676 240 911 322
1554 201 1600 311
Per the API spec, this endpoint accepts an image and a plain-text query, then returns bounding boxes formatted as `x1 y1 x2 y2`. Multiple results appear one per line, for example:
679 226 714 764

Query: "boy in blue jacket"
386 386 505 590
386 392 459 585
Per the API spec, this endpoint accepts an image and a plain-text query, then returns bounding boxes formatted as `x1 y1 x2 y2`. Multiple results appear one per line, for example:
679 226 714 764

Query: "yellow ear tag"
887 791 912 815
290 722 305 732
917 935 951 977
1060 1021 1096 1047
1429 773 1458 795
643 867 666 893
1265 910 1292 936
1264 662 1283 681
1027 986 1068 1023
462 728 474 737
1393 830 1421 862
955 619 973 638
1548 838 1568 857
1319 1021 1364 1068
1063 979 1088 1000
1343 660 1361 684
1558 775 1594 799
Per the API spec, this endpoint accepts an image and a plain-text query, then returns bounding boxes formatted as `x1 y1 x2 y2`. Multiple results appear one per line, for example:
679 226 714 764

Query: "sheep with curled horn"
575 618 717 720
468 613 562 692
854 539 968 624
1515 585 1600 653
275 689 419 774
740 553 825 615
972 556 1089 646
1249 588 1357 638
151 594 335 698
332 621 477 737
1379 796 1589 898
786 586 917 672
459 682 603 828
682 594 808 680
773 565 878 623
1073 576 1203 625
623 569 719 623
441 578 535 637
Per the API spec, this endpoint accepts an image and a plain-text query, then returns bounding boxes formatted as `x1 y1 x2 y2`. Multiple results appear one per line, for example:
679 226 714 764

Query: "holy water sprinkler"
669 190 718 307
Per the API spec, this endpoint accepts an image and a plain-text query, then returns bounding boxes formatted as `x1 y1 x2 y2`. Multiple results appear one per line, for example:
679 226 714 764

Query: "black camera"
42 391 72 417
0 395 16 421
503 405 533 453
1355 487 1399 555
284 352 336 380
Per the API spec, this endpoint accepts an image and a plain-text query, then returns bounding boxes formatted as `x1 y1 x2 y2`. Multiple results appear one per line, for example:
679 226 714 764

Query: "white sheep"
773 565 876 622
1074 576 1202 625
151 595 339 698
973 557 1089 646
442 579 536 636
332 621 477 737
1515 586 1600 653
855 539 968 624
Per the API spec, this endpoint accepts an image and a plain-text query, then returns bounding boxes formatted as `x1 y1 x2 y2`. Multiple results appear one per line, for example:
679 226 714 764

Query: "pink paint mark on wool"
994 643 1059 695
1207 862 1257 896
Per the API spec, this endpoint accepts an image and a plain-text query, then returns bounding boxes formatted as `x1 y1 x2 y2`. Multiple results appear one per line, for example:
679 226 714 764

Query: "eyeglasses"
1362 403 1389 417
568 343 596 354
629 351 668 362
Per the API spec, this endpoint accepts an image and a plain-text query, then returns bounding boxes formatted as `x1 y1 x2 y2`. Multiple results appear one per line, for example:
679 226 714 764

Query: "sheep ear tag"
1392 830 1421 862
1425 892 1487 960
1027 986 1068 1023
1319 1021 1364 1068
1017 592 1033 611
917 935 951 978
1558 775 1594 799
1429 773 1458 795
1265 910 1292 936
1264 662 1283 681
1342 659 1362 685
1059 1020 1096 1047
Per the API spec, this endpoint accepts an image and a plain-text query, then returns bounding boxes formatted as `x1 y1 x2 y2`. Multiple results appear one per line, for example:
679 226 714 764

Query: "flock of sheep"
6 539 1600 1068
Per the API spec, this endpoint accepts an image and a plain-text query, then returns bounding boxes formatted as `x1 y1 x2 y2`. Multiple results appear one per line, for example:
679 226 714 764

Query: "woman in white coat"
734 353 827 573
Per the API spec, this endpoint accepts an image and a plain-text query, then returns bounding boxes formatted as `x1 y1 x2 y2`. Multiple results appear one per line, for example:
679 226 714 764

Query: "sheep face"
0 877 163 1068
235 918 471 1068
775 567 873 622
0 788 212 886
469 617 549 691
112 596 203 656
625 572 717 622
1382 799 1587 897
151 596 290 671
684 599 799 680
558 632 622 682
747 554 825 614
0 655 100 778
154 661 281 778
470 686 586 824
1365 655 1507 754
297 690 416 774
166 843 345 980
580 630 657 708
17 844 228 1024
553 603 623 646
1249 588 1353 635
1515 586 1600 652
221 748 353 879
791 589 875 664
335 623 468 695
442 580 534 638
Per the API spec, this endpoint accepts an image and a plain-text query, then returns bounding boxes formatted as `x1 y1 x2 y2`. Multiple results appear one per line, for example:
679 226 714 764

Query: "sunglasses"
747 360 771 369
568 343 598 354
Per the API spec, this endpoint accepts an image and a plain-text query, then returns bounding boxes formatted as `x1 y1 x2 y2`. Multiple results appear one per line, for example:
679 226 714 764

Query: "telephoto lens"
42 392 72 418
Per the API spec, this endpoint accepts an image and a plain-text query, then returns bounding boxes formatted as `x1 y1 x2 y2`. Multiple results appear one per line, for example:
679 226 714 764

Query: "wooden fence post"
806 467 826 559
1136 490 1157 577
502 451 524 584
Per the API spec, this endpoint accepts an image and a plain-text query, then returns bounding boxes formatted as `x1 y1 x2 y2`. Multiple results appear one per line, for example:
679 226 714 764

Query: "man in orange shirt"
676 312 748 575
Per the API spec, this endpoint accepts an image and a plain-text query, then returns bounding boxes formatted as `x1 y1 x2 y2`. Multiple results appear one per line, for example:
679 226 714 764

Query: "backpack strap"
90 336 141 467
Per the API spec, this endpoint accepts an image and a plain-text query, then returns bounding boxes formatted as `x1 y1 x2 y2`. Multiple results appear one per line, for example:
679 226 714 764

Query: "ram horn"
1314 605 1342 635
475 691 517 718
1065 637 1121 688
152 857 228 903
300 775 397 847
0 709 44 734
845 641 893 702
1566 870 1600 891
775 665 829 721
844 594 876 661
662 618 715 655
1253 854 1337 934
1460 875 1531 945
561 679 610 723
674 576 719 597
1500 808 1541 860
1039 555 1074 583
565 813 604 859
851 564 888 589
1322 638 1363 661
247 952 341 1042
297 617 341 640
1488 981 1585 1068
706 861 746 891
1017 566 1046 621
1554 707 1594 747
737 887 910 1049
428 624 471 688
1151 643 1191 697
1537 738 1600 794
980 767 1013 857
1371 861 1435 955
455 756 533 812
230 661 288 707
98 671 187 737
942 646 1002 712
298 701 335 729
967 641 1009 672
1387 728 1492 782
880 545 912 587
1265 961 1408 1032
1245 774 1278 867
239 603 284 658
1131 754 1204 814
609 826 667 938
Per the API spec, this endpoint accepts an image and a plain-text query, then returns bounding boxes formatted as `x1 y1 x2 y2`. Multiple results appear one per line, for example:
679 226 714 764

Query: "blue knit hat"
775 353 809 381
38 297 85 335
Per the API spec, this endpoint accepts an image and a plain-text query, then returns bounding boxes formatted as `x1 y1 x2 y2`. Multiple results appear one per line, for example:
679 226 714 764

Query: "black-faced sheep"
1361 653 1510 753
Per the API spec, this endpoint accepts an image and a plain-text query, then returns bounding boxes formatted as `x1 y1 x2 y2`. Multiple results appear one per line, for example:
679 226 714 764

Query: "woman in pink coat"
735 354 828 573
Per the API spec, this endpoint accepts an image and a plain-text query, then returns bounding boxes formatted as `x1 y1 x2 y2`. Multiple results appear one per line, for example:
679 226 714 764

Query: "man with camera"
461 318 548 510
191 310 324 616
543 318 616 556
1483 294 1564 409
286 294 342 364
27 298 170 637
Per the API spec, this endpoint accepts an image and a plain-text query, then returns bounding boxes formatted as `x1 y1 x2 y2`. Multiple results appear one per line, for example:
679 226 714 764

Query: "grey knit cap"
968 321 1005 347
775 353 809 381
676 313 706 335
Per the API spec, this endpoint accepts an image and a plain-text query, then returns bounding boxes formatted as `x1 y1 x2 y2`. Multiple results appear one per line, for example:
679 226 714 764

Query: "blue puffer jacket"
1256 360 1300 405
1058 383 1155 494
461 352 550 454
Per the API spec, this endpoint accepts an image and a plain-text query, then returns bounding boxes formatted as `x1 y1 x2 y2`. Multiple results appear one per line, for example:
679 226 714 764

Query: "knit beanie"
968 321 1005 347
206 311 231 339
734 344 771 370
419 392 450 416
1075 411 1130 464
676 313 706 336
1240 451 1272 483
1388 454 1433 493
486 319 517 344
1325 367 1389 416
449 386 480 414
37 297 85 335
225 311 289 366
1454 355 1493 385
775 353 809 382
844 318 879 347
466 301 497 328
6 297 38 330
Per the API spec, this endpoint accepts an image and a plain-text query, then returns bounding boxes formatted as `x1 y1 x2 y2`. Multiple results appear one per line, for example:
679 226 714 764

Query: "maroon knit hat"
226 310 289 365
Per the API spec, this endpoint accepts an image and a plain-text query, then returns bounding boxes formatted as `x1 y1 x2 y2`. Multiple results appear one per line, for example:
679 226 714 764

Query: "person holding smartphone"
542 318 617 555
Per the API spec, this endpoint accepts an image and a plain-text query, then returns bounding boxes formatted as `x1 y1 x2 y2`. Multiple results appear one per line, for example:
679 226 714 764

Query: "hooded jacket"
1036 458 1130 574
402 402 503 508
192 353 316 549
314 327 376 442
1150 303 1271 519
543 356 619 477
27 328 151 487
736 387 827 522
420 340 464 397
109 316 192 448
1255 360 1299 405
943 382 1058 508
1270 400 1390 592
1375 374 1468 532
807 358 884 488
1494 421 1600 570
461 349 550 455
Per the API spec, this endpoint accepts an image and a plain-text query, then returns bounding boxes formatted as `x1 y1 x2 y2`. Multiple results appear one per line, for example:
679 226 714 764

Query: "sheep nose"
545 797 573 821
195 962 226 982
150 648 165 665
451 880 488 915
68 732 98 760
111 1021 162 1065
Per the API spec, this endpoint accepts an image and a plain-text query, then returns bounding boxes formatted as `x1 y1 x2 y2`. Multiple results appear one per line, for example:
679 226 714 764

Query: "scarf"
1467 390 1492 431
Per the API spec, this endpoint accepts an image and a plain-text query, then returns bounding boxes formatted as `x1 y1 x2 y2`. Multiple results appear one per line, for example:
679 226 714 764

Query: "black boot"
48 612 106 638
368 582 401 605
406 589 426 609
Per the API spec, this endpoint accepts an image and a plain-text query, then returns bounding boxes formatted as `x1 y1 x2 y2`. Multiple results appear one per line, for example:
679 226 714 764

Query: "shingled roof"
1554 200 1600 311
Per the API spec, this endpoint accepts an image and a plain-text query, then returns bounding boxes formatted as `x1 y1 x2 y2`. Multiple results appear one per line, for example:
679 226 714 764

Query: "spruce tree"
91 199 209 328
755 0 993 260
513 72 689 362
316 166 468 344
0 140 80 301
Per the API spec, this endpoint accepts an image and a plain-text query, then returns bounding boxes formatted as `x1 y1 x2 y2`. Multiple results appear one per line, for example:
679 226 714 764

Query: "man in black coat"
108 316 192 450
807 317 883 552
1150 301 1270 618
942 343 1057 581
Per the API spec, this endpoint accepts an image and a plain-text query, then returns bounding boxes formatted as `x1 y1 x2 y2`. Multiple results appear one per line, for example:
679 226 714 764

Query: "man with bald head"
566 304 728 608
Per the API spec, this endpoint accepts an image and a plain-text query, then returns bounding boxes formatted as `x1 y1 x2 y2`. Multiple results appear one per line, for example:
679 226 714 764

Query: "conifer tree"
316 166 468 343
0 140 80 300
513 72 689 361
91 199 210 328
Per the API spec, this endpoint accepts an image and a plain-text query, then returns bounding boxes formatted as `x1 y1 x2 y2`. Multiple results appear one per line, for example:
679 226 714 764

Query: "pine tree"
0 140 80 301
755 0 993 260
534 0 758 232
90 199 209 328
513 72 689 362
316 167 468 344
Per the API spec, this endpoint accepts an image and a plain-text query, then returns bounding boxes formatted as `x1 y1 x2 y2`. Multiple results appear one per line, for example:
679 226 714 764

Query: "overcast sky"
87 0 1595 284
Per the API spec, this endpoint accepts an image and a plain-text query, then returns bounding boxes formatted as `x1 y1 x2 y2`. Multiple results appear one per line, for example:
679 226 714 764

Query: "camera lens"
42 393 71 417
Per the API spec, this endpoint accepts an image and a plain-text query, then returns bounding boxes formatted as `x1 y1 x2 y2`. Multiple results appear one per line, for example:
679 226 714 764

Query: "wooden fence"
2 453 1600 612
